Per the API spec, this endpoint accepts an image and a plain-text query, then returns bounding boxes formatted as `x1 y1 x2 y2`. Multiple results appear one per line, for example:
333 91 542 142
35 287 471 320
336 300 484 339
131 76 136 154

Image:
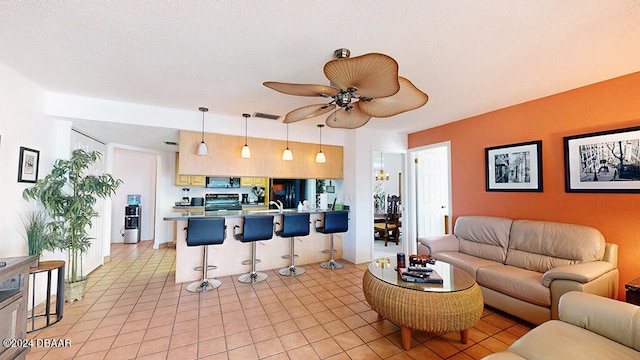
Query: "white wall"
111 148 157 243
342 127 407 265
0 63 56 257
0 62 70 309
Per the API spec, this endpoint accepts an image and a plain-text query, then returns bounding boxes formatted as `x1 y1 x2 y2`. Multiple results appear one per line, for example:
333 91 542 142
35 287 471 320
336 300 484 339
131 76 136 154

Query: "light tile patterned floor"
26 241 533 359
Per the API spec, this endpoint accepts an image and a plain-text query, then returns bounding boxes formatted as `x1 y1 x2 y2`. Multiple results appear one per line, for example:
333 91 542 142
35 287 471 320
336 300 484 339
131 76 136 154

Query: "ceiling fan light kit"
263 48 428 129
315 124 326 163
197 107 209 156
241 113 251 158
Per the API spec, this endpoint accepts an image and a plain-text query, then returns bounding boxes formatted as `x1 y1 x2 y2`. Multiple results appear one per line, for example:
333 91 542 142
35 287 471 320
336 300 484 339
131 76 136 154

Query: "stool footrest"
281 254 299 260
193 265 217 271
321 249 337 254
242 259 261 266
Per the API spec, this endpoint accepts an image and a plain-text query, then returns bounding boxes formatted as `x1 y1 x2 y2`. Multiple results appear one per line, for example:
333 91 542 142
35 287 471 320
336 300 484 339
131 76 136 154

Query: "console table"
28 260 65 333
363 257 483 350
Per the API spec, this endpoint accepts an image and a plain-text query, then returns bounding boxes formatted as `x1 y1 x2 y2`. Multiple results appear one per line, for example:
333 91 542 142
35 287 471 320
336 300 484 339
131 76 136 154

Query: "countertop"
164 208 344 221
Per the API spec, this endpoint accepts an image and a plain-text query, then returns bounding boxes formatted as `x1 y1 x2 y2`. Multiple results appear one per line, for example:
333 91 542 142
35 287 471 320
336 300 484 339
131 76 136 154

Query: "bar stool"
234 215 275 284
185 217 226 292
275 213 310 277
316 210 349 269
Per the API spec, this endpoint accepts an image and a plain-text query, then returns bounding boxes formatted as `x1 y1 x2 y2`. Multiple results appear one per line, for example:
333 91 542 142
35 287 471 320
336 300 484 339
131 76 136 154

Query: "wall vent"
253 112 281 120
164 141 179 146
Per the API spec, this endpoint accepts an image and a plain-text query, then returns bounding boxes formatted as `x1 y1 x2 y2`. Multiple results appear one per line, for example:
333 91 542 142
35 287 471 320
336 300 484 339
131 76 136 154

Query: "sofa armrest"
542 261 615 287
559 291 640 351
417 234 459 255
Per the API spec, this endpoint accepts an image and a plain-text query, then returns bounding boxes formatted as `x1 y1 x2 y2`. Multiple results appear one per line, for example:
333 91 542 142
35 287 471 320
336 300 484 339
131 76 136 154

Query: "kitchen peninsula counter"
164 210 347 284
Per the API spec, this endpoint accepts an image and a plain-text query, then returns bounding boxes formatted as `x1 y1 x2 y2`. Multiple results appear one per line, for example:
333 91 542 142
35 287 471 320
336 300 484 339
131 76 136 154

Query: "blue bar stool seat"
275 213 310 277
185 217 226 292
234 215 275 284
315 211 349 269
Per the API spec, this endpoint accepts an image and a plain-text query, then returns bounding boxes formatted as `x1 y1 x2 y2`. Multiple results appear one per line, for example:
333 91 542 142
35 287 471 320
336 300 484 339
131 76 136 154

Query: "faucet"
269 200 283 212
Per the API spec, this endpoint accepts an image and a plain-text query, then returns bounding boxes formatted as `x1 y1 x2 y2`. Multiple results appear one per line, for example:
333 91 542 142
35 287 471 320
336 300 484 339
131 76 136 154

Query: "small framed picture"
485 140 543 192
18 146 40 183
564 125 640 193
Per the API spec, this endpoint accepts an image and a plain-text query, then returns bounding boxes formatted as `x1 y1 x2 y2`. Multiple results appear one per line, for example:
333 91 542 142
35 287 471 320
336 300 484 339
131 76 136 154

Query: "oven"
204 193 242 211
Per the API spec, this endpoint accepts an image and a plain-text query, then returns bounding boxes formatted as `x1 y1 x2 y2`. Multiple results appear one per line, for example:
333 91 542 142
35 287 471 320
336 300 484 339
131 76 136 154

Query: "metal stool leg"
239 242 268 284
320 234 344 269
279 237 305 276
187 246 221 292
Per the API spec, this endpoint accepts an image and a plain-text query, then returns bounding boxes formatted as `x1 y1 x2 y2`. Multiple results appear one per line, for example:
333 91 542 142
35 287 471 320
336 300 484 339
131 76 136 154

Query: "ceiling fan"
263 48 429 129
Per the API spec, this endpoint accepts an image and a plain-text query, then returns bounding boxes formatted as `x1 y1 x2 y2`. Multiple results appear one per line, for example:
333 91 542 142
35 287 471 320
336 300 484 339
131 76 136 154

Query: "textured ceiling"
1 1 639 150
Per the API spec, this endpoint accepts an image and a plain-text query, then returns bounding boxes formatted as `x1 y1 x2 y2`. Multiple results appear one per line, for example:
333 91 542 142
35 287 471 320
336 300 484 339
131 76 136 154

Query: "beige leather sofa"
482 291 640 359
417 216 619 325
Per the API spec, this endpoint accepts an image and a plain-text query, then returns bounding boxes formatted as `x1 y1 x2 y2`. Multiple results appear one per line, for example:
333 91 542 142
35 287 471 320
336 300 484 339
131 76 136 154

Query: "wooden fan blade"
358 77 428 118
263 82 340 97
324 53 400 98
283 104 337 123
325 103 372 129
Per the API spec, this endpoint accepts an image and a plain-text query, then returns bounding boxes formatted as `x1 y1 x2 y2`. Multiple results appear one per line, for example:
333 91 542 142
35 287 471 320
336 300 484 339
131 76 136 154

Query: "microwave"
206 177 240 188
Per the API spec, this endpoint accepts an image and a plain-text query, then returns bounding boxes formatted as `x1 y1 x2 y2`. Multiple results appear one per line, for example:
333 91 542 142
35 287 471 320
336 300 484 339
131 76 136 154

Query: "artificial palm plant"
22 149 122 291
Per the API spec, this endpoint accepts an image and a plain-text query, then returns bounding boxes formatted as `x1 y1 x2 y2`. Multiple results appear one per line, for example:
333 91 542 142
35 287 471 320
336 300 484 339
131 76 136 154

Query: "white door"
71 130 107 276
414 143 451 238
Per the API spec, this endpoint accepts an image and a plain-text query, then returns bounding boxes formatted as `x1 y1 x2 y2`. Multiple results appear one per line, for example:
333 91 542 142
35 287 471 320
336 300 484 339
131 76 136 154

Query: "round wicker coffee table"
363 258 483 350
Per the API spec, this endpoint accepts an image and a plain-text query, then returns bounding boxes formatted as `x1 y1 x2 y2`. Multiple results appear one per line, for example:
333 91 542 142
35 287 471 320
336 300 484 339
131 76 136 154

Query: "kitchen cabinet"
0 256 35 360
175 153 206 186
241 177 268 188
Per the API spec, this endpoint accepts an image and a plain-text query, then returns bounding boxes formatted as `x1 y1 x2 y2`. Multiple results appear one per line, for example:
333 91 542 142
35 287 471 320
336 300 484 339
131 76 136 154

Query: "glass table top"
367 256 475 293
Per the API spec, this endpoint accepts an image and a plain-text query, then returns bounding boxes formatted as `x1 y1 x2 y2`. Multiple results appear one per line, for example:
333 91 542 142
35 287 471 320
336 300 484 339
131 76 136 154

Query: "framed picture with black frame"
18 146 40 183
564 125 640 193
485 140 543 192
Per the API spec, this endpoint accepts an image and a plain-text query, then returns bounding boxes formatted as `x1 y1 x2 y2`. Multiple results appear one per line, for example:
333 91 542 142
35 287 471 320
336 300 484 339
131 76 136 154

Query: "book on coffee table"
398 267 443 284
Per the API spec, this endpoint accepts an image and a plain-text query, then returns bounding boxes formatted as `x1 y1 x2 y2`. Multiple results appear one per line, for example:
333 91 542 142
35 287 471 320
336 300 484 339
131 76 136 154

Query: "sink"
248 209 297 214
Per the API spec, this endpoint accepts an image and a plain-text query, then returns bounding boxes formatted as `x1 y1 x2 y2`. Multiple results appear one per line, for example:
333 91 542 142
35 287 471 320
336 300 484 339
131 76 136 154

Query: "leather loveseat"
482 291 640 359
417 216 619 325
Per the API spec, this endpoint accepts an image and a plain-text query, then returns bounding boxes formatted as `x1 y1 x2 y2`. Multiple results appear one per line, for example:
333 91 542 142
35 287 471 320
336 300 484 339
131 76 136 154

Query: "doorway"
372 150 406 259
410 142 452 252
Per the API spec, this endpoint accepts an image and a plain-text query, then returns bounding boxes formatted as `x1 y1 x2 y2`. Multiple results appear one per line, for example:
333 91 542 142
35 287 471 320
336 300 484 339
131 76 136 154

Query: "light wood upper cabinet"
241 177 269 187
178 130 343 179
175 153 206 186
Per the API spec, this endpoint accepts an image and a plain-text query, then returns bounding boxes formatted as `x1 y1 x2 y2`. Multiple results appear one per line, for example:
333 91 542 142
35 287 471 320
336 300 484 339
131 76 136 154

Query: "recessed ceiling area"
1 1 639 150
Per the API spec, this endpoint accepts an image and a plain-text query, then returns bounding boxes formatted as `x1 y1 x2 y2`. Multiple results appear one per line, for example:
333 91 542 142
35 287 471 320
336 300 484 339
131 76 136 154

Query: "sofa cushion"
433 252 502 280
455 216 513 263
505 220 605 273
477 265 550 307
507 319 640 360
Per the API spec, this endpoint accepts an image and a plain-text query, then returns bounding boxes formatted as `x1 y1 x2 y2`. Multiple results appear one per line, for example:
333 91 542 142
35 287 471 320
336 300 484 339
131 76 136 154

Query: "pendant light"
315 124 326 163
241 113 251 158
282 123 293 161
197 107 209 156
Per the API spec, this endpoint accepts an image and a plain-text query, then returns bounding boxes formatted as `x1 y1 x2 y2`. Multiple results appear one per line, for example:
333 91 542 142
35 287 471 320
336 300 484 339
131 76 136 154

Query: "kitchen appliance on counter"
206 177 240 189
181 188 190 205
252 186 265 203
124 204 141 244
190 197 204 206
204 193 242 211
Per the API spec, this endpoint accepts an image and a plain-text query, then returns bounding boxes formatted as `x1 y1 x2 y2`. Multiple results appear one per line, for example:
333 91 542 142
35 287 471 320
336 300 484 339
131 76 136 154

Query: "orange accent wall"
409 72 640 301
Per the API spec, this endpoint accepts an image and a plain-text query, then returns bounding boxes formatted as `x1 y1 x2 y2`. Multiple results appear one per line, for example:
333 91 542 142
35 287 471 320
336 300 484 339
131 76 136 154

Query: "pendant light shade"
197 107 209 156
282 124 293 160
315 124 326 163
241 113 251 158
